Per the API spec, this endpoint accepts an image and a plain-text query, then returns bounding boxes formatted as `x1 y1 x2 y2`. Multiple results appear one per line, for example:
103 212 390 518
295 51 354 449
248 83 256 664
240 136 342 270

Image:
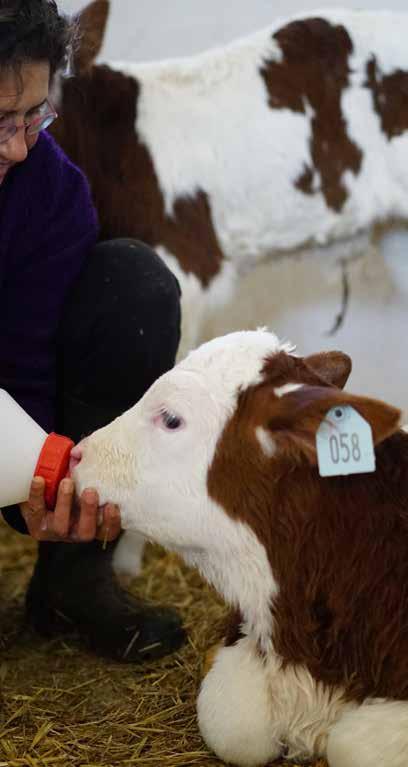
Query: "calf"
73 329 408 767
52 1 408 357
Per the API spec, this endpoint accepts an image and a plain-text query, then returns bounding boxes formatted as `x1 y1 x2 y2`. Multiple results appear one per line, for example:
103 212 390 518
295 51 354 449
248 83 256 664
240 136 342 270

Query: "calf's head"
73 330 399 554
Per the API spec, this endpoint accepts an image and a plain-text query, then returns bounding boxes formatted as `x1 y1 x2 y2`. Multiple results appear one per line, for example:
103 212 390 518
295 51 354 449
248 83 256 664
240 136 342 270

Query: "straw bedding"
0 518 326 767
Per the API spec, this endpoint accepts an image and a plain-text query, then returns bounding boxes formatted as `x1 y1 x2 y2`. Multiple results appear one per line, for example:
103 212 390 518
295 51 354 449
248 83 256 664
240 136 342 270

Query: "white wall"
60 1 406 62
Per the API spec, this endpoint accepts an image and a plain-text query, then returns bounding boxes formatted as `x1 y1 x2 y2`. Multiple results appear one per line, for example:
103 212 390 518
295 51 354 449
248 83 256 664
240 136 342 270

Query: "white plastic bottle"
0 389 74 508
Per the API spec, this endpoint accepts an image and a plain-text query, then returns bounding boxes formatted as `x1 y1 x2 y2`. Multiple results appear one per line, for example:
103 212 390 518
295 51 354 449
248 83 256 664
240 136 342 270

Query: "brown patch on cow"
73 0 110 74
224 608 245 647
303 350 352 388
261 349 352 390
260 18 363 211
202 643 223 675
207 349 407 702
50 65 224 288
294 163 315 196
365 56 408 140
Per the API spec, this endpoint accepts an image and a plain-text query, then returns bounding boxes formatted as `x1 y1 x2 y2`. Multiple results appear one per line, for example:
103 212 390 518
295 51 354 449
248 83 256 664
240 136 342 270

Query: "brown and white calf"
73 329 408 767
52 1 408 358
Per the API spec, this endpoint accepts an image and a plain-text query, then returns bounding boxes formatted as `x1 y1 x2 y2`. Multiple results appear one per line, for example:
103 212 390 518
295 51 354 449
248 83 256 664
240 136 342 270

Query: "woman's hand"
20 476 121 543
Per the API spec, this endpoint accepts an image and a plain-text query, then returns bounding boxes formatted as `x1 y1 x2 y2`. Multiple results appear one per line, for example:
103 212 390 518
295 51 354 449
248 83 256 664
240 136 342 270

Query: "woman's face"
0 60 50 184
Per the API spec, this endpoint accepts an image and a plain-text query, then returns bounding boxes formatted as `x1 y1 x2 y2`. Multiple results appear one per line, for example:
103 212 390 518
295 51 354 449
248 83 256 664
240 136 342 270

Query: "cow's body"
73 328 408 766
52 3 408 357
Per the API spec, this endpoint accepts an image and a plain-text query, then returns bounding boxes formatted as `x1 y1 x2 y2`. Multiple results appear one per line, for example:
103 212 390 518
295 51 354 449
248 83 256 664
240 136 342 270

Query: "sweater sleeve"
0 133 99 532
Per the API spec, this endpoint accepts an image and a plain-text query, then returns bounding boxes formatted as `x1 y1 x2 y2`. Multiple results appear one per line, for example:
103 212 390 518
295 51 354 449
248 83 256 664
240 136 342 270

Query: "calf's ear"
74 0 110 74
266 385 401 464
303 351 352 389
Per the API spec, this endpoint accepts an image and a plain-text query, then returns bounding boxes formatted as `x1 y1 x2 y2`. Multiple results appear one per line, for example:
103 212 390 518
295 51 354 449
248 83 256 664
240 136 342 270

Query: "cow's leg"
197 638 283 767
113 530 146 579
155 245 207 359
177 282 206 360
198 636 353 767
327 700 408 767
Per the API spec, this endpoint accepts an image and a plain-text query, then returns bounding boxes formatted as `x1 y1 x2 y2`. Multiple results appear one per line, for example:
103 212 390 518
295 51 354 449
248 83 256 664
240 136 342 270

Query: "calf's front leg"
327 700 408 767
197 637 282 767
112 531 146 579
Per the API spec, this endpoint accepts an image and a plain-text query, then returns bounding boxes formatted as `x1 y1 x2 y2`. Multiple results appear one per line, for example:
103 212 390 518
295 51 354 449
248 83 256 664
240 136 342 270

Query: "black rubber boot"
26 540 186 662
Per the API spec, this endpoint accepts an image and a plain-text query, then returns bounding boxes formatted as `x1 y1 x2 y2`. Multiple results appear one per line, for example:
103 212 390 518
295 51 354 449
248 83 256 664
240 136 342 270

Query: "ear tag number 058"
316 406 376 477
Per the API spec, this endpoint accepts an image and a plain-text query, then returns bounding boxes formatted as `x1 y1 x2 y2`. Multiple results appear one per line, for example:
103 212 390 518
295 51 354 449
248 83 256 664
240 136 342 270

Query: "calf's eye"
161 410 183 430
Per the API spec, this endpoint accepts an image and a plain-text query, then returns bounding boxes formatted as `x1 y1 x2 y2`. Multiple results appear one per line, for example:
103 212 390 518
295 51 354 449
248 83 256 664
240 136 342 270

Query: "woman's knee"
92 239 181 310
59 239 182 410
61 238 181 355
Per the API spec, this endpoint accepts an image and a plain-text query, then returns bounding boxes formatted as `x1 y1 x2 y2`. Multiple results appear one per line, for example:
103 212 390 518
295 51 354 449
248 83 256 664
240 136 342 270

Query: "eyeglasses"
0 99 58 145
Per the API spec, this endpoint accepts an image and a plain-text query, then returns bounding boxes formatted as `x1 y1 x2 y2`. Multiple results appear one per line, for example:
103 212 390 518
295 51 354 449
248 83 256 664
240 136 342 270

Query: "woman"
0 0 184 660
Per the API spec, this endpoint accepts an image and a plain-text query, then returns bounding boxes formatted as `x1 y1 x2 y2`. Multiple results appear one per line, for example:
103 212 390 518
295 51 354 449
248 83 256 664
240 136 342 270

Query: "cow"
51 1 408 360
71 328 408 766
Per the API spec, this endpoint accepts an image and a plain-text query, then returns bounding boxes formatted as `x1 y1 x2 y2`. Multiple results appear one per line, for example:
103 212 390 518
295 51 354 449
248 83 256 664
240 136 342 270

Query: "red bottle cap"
34 433 75 509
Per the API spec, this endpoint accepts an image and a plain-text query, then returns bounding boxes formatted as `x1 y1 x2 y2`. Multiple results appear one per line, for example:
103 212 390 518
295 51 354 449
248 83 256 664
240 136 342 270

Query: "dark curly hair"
0 0 77 78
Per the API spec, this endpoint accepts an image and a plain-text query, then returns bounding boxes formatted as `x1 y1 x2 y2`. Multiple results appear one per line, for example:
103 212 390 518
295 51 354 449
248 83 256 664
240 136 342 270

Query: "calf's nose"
68 442 84 476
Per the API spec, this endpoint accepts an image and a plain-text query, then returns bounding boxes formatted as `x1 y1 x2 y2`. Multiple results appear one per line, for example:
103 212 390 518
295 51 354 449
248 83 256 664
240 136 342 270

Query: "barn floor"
0 518 327 767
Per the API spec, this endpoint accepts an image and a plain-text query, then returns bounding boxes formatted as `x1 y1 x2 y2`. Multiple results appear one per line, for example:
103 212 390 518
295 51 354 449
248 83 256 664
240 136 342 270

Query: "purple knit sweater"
0 131 99 432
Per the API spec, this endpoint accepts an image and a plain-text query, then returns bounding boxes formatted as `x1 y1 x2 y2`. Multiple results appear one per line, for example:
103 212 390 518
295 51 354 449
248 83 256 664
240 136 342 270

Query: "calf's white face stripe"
274 383 303 398
256 426 277 457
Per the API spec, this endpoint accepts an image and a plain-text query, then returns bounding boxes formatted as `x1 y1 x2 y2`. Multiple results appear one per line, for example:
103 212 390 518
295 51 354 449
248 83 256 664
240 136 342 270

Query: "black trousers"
58 237 181 442
3 239 181 533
